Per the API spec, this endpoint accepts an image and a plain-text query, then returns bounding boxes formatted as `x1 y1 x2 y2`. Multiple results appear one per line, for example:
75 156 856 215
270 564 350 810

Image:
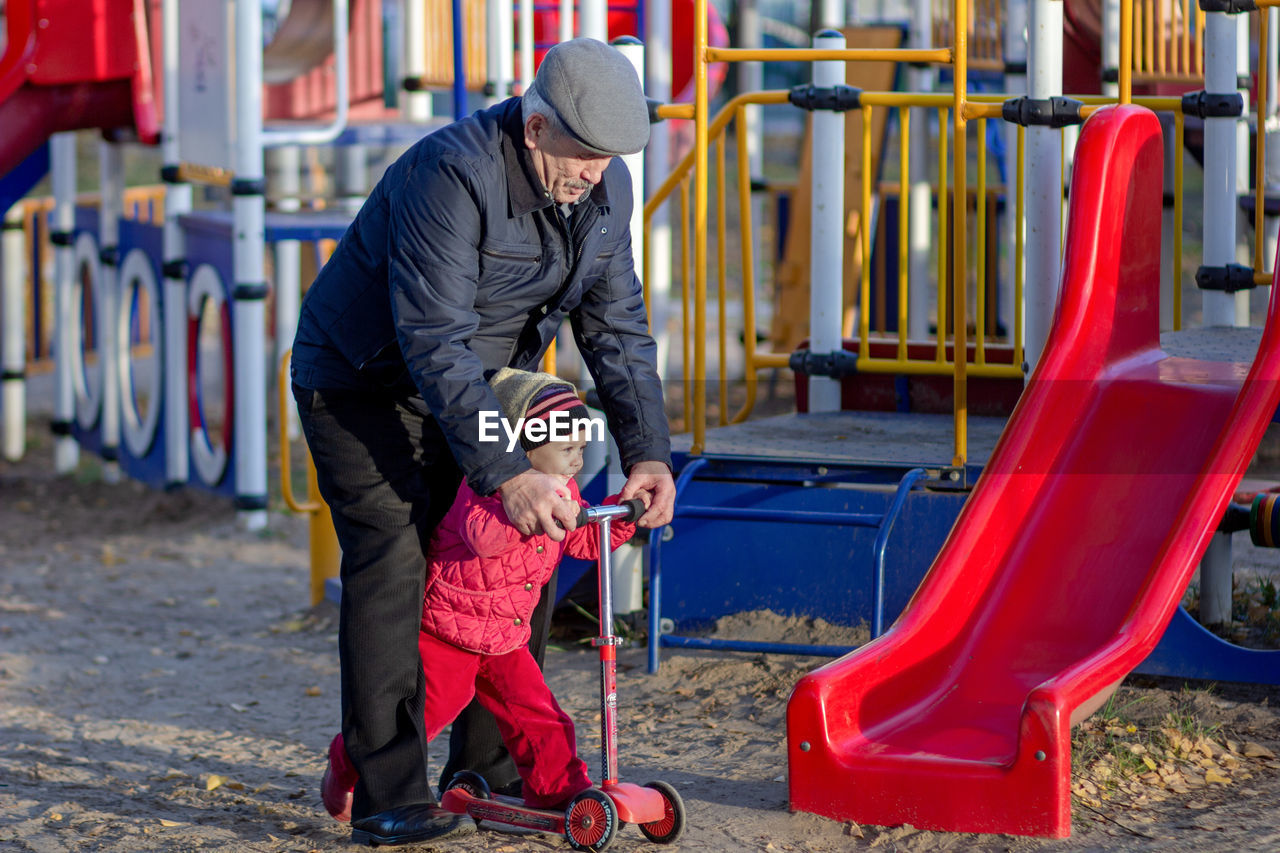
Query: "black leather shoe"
350 804 475 846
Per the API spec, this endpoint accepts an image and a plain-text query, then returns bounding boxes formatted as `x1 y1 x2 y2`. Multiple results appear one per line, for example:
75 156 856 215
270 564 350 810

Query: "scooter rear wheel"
445 770 491 799
638 780 685 844
564 789 618 851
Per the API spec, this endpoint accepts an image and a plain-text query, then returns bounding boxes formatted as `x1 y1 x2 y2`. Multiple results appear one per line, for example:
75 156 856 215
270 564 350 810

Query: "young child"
321 368 641 821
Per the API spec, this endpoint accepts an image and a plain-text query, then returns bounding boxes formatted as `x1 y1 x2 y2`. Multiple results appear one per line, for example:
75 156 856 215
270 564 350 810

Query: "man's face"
525 114 614 205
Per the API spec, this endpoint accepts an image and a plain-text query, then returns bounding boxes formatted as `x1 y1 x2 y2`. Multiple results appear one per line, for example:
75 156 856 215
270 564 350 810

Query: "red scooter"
441 498 685 851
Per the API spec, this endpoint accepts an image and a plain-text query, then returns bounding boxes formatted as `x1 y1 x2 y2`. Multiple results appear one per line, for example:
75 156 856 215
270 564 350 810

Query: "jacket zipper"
481 247 542 264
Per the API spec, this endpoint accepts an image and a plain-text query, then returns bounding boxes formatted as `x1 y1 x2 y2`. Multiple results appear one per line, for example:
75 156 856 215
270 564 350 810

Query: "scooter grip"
575 506 588 528
621 497 647 522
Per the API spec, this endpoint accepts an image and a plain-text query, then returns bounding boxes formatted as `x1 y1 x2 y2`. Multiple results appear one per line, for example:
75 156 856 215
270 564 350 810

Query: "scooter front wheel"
564 789 618 851
637 780 685 844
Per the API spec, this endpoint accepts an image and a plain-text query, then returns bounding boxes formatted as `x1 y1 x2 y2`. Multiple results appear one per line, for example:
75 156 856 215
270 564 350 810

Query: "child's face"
527 439 587 483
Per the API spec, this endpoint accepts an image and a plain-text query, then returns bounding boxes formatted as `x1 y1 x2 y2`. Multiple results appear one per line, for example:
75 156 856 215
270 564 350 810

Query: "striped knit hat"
488 367 591 451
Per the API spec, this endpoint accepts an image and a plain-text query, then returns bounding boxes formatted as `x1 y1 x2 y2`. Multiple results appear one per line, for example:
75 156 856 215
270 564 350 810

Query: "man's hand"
620 461 675 528
497 469 579 541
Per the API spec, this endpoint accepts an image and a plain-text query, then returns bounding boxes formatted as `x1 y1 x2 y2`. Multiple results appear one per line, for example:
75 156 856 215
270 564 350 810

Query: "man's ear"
524 114 545 151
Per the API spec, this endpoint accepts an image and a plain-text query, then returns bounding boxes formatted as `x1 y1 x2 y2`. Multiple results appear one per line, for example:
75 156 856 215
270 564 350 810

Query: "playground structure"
5 0 1280 842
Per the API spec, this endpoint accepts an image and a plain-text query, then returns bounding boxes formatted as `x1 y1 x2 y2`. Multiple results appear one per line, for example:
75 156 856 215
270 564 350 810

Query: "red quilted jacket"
421 478 636 654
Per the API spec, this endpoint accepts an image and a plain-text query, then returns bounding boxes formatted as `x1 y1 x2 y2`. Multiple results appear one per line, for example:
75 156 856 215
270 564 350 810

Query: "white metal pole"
809 30 845 413
161 0 190 487
1022 0 1063 371
486 0 515 105
819 0 843 29
50 132 79 473
403 0 435 121
1101 0 1119 98
908 0 936 340
273 146 303 440
617 38 646 287
98 142 123 483
1233 14 1252 327
581 0 608 43
559 0 574 43
1202 13 1240 328
646 0 673 377
1 205 25 461
234 0 270 530
519 0 534 91
1197 10 1244 624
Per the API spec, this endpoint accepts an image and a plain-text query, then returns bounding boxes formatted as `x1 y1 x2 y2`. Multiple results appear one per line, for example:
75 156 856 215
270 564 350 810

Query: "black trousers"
294 385 558 818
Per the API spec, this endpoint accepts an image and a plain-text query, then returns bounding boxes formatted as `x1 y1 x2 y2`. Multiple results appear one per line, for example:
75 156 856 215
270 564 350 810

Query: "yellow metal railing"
1132 0 1204 84
656 0 1230 463
278 351 342 606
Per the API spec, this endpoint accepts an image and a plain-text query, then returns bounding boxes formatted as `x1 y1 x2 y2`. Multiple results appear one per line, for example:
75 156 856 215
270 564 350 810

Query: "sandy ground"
4 423 1280 853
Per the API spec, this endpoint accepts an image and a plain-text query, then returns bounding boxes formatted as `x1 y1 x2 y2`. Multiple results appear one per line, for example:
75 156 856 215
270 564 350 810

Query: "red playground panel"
786 104 1280 837
0 0 158 177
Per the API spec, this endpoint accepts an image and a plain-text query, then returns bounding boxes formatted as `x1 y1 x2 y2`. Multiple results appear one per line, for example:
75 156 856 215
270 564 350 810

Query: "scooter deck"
440 782 666 829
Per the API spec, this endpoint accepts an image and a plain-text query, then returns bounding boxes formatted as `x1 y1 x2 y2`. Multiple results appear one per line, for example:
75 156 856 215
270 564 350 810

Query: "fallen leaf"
230 703 249 713
1205 769 1230 785
203 597 220 608
158 819 181 827
1142 756 1158 771
206 774 227 791
1243 742 1275 759
305 686 323 697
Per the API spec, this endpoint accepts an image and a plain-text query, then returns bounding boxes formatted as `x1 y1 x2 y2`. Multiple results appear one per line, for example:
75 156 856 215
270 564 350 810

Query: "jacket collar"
500 98 610 219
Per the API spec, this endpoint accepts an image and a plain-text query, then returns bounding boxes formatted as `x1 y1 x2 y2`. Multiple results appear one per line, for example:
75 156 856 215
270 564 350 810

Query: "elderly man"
291 38 675 846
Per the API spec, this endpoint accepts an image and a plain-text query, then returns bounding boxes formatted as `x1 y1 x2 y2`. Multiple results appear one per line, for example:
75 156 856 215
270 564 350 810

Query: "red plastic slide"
787 104 1280 838
0 0 158 178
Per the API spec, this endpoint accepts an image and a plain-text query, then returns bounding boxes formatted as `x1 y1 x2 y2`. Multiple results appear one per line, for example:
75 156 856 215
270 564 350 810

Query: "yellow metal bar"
860 106 873 354
976 118 987 367
1120 0 1133 102
643 91 790 236
679 178 693 433
1152 0 1162 73
898 107 910 363
716 138 728 426
278 350 341 606
953 0 968 468
1174 111 1184 329
937 107 949 366
705 46 954 64
753 352 791 369
1015 125 1025 362
656 103 696 120
1258 11 1270 281
693 0 708 455
731 104 759 424
854 358 1024 378
176 162 235 187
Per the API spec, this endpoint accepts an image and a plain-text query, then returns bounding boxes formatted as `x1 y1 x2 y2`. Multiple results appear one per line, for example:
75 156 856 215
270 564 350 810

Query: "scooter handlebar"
575 497 647 527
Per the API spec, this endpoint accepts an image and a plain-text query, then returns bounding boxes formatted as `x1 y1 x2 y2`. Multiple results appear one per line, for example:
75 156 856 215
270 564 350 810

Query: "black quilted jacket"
291 98 670 494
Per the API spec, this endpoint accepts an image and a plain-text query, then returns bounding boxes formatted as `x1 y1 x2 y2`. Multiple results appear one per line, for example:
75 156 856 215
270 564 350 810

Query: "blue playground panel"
70 209 169 489
649 409 1280 685
0 144 48 215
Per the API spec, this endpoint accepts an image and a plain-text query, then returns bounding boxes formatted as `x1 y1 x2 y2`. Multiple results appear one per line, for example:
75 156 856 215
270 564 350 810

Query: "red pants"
328 632 591 810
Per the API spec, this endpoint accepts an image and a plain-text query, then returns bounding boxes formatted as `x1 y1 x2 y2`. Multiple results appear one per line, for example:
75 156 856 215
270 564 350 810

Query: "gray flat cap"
529 38 650 156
